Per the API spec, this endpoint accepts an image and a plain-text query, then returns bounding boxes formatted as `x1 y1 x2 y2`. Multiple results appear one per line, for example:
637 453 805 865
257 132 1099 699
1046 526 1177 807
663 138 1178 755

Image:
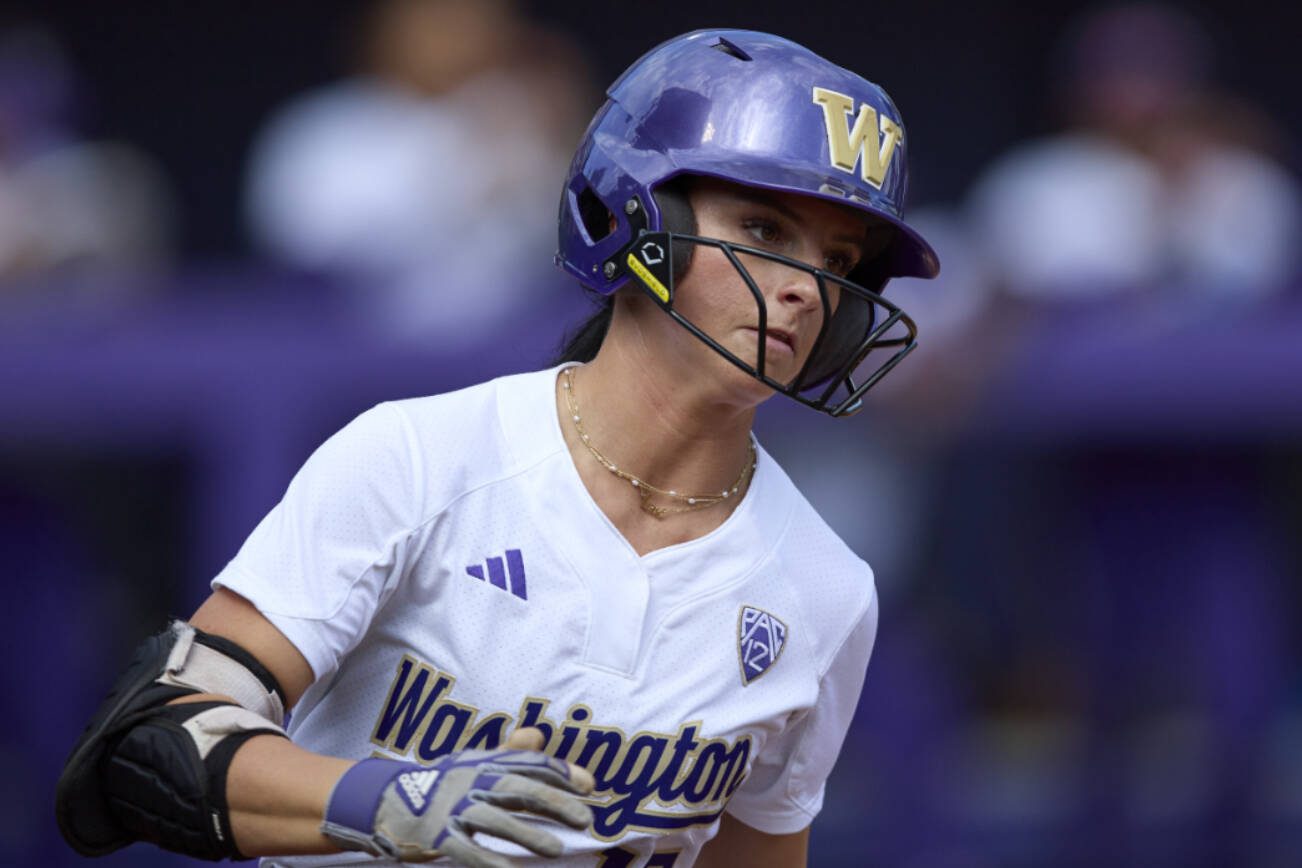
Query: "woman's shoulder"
754 447 871 577
388 365 557 444
385 372 512 429
753 450 877 663
776 492 875 603
376 367 564 507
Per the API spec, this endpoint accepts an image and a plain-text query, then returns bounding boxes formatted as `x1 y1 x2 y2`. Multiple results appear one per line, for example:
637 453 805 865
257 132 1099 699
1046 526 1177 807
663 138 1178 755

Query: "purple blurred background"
2 1 1299 866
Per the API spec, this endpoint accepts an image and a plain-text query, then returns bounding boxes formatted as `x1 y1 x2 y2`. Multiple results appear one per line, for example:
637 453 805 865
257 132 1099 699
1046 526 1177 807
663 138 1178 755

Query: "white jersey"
214 365 879 867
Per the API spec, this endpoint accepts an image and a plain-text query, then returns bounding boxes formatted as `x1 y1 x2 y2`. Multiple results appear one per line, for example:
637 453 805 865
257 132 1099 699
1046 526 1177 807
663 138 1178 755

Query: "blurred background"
2 0 1298 866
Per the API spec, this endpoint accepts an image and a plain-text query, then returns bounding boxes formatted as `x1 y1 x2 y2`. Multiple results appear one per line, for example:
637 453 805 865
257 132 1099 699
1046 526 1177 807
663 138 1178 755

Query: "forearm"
224 731 354 857
165 683 352 858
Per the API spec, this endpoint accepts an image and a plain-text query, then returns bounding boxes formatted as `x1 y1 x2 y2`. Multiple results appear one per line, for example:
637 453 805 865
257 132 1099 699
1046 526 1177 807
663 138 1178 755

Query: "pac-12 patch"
738 606 787 685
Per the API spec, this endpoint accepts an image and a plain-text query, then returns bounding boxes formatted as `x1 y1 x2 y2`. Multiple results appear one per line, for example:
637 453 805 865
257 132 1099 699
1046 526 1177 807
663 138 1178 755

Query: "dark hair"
554 296 615 364
551 178 697 365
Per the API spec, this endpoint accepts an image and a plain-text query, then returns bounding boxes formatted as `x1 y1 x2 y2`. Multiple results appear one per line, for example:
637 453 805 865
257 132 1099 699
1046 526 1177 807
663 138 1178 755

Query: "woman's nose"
773 263 823 310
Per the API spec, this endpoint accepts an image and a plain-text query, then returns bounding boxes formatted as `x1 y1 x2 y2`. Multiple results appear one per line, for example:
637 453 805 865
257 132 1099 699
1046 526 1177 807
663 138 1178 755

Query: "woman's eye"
743 219 781 245
826 253 857 275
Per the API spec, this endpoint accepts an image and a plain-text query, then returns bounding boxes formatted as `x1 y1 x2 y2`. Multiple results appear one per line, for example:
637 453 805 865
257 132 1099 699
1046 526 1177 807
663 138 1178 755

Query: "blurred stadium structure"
1 1 1298 866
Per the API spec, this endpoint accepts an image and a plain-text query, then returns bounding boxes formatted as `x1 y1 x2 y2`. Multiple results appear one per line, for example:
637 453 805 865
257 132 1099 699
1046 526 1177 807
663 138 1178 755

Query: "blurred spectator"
0 27 174 289
968 2 1300 302
245 0 594 343
870 206 1002 417
1152 91 1301 297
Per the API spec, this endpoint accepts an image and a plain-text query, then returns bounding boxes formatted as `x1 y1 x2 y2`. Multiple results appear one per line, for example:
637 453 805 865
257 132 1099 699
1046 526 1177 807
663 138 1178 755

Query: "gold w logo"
811 86 903 190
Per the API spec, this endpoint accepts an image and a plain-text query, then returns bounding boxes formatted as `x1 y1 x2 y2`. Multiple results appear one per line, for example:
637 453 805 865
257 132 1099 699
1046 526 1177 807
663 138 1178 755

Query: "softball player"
57 29 938 867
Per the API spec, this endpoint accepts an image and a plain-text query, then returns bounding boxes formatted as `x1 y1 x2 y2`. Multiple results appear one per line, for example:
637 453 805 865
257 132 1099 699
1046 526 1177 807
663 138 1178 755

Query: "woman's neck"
556 316 759 554
575 341 754 483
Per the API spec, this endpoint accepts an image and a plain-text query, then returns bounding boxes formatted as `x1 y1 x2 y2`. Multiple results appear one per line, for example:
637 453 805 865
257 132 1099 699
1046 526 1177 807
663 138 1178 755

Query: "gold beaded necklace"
562 366 757 519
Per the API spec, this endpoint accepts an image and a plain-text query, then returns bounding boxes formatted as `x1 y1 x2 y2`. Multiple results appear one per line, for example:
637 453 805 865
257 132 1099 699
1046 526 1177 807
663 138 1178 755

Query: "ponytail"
554 295 614 364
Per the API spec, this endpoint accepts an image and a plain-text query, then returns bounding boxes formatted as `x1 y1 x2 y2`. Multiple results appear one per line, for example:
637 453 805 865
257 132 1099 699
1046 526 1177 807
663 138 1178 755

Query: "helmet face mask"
556 29 937 416
614 216 918 417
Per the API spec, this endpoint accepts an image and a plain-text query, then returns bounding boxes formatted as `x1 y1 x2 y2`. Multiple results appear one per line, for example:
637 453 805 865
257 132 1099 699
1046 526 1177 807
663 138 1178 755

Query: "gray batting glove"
320 745 594 866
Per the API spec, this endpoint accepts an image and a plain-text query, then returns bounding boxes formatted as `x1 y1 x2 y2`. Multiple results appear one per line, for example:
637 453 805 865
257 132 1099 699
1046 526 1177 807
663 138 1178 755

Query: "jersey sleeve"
212 402 424 683
723 586 879 834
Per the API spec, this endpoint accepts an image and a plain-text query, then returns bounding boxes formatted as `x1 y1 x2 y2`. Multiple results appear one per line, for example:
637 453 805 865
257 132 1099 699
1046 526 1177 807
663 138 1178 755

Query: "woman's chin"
710 350 784 406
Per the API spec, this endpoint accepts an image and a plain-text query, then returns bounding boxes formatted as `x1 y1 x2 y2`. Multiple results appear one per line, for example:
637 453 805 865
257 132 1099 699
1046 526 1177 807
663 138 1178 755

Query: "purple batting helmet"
556 29 939 416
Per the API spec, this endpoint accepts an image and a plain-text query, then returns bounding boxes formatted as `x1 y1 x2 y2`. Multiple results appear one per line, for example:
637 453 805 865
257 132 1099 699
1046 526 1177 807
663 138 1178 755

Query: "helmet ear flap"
651 178 697 285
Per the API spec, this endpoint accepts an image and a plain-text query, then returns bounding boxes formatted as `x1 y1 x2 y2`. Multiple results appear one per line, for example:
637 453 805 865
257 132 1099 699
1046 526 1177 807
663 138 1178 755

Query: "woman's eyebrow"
731 189 868 249
731 188 801 224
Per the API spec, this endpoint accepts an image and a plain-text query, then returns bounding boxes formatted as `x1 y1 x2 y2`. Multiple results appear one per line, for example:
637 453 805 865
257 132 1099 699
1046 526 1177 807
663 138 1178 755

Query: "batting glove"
320 747 594 867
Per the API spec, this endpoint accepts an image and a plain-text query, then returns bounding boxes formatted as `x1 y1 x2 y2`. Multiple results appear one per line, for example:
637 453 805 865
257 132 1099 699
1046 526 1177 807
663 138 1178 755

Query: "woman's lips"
742 327 795 357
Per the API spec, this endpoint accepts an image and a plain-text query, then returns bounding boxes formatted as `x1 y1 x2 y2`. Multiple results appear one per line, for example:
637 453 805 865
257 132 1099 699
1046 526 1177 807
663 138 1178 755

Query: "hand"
321 728 594 866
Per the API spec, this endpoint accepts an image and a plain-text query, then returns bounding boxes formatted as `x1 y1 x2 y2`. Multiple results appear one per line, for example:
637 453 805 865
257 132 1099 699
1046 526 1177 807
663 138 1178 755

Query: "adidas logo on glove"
397 769 441 814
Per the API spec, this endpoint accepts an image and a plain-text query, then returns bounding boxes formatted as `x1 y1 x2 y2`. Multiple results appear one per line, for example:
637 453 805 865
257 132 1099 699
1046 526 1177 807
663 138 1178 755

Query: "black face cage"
607 201 917 418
